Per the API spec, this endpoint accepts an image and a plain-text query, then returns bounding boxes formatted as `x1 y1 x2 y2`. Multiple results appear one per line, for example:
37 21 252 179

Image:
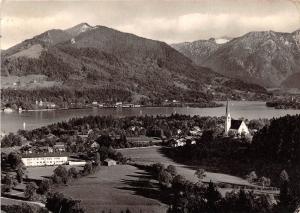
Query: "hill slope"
172 30 300 88
1 23 268 107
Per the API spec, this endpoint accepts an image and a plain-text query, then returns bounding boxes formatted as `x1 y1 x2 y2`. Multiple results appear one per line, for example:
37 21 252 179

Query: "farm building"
21 153 68 167
103 159 117 166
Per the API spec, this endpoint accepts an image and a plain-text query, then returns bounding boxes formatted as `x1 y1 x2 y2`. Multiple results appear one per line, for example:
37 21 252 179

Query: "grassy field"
120 147 251 186
26 165 83 180
55 165 168 213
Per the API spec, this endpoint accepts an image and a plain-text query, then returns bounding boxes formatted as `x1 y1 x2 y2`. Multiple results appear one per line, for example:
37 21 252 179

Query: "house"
224 101 249 135
103 158 117 166
54 142 66 152
172 138 186 147
115 102 122 107
3 108 13 113
190 126 202 136
20 145 33 154
21 153 68 167
38 100 56 108
38 146 53 153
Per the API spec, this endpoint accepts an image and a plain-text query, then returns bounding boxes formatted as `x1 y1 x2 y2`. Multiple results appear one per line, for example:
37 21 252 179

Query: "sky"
1 0 300 49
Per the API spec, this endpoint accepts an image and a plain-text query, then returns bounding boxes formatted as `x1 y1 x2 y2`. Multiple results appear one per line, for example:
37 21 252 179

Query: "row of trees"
143 163 276 213
1 133 22 147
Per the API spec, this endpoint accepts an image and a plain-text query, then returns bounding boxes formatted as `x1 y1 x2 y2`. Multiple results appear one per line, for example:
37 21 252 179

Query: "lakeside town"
1 0 300 212
1 101 299 212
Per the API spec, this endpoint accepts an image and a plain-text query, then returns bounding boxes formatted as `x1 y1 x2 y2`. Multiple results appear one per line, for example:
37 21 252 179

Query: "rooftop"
230 119 243 130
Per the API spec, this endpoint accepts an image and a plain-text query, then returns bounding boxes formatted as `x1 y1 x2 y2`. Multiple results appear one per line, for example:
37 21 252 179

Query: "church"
224 101 249 136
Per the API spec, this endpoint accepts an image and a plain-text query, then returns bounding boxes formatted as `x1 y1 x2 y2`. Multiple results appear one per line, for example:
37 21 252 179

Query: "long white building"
22 154 68 167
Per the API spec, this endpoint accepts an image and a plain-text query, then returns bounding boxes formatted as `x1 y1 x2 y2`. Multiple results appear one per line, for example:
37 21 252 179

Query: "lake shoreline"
2 101 300 134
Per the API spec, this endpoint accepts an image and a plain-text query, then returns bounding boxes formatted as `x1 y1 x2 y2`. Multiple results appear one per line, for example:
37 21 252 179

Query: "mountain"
1 23 268 107
65 23 96 37
172 30 300 88
171 39 220 65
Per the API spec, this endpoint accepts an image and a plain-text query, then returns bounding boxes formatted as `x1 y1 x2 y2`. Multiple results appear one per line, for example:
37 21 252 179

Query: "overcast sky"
1 0 300 49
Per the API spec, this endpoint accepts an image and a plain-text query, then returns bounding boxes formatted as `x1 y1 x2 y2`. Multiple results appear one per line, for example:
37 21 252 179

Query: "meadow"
119 147 251 186
55 164 168 213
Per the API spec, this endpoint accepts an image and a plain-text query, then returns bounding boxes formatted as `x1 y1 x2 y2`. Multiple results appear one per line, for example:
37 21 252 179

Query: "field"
54 147 255 213
26 165 83 180
55 164 168 213
120 147 251 186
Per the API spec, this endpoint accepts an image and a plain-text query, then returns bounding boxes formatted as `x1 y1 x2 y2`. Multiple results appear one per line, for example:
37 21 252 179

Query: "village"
2 101 285 213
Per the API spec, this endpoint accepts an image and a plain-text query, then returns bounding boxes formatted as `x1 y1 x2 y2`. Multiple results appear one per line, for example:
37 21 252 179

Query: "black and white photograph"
1 0 300 212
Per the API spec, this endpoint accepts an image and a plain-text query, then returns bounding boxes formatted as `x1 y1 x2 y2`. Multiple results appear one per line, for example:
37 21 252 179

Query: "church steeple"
226 100 229 115
225 100 231 135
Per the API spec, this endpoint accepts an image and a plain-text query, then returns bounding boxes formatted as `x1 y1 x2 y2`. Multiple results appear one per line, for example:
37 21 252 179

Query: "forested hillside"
1 23 269 108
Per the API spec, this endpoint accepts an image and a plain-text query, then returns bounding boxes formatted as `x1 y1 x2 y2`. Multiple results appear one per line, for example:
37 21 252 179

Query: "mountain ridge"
172 29 300 89
1 23 268 106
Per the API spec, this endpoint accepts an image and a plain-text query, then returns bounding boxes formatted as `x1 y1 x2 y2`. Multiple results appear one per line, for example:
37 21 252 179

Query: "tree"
94 152 101 165
152 163 165 175
280 170 289 183
83 162 93 175
25 182 38 200
2 174 13 193
53 165 69 184
205 181 221 212
158 170 173 187
7 152 23 169
166 165 177 176
68 167 79 179
246 171 257 183
38 179 51 195
195 168 206 180
236 189 255 211
172 175 186 192
16 168 24 183
46 192 85 213
115 152 125 164
96 134 112 147
0 133 22 147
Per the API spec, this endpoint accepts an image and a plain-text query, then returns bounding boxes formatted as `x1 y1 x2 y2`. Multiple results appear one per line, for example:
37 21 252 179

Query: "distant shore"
2 102 224 113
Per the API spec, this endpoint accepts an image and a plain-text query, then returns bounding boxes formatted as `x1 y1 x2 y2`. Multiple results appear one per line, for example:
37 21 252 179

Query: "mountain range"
1 23 267 106
172 30 300 89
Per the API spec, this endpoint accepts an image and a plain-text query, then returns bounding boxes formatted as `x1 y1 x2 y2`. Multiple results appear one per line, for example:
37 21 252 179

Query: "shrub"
25 182 38 201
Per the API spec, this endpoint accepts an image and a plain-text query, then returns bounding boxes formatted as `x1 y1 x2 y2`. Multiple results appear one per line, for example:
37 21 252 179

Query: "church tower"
225 100 231 135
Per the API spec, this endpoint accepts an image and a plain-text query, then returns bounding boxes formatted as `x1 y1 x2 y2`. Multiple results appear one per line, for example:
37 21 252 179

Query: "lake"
1 101 300 133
